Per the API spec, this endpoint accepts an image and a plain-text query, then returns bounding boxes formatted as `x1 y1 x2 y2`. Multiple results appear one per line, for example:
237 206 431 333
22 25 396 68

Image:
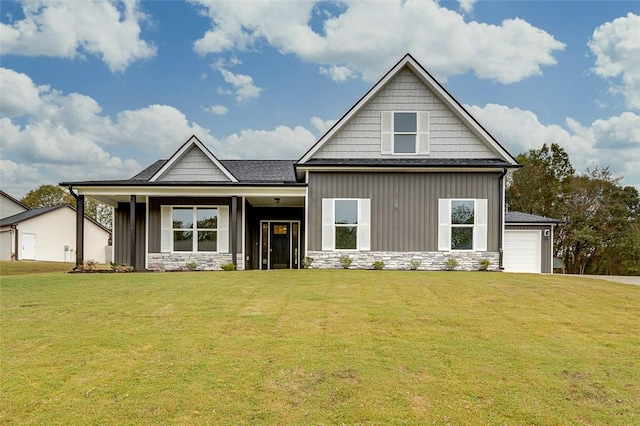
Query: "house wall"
114 203 146 269
156 146 231 182
505 224 554 273
307 171 501 252
0 229 13 260
0 195 27 219
313 67 496 160
14 207 109 263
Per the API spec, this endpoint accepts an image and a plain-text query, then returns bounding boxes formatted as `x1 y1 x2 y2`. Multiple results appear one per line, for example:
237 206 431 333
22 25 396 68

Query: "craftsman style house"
63 54 555 272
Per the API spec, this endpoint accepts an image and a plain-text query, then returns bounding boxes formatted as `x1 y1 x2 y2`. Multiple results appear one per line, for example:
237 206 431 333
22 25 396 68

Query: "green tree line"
21 184 113 230
507 143 640 275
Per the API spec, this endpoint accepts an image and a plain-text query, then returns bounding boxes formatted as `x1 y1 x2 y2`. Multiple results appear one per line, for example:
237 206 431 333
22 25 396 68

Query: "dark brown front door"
270 223 290 269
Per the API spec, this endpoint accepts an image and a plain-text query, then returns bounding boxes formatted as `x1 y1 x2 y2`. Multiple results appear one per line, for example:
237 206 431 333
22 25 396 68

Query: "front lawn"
1 270 639 424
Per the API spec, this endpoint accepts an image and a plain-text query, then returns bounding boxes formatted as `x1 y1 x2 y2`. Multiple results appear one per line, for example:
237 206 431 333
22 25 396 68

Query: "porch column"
76 195 84 267
130 195 136 269
231 196 238 266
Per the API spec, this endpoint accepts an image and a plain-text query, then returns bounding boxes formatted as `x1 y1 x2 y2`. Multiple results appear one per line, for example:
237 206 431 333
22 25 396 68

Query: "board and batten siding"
147 197 242 253
313 67 496 160
506 224 554 273
156 146 231 182
307 172 501 252
114 203 146 269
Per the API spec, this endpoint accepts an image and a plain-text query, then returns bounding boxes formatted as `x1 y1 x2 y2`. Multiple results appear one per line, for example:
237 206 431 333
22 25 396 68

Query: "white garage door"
504 230 541 273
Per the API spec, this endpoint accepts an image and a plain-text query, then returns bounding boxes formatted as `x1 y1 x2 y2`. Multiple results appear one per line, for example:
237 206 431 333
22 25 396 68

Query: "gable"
0 191 29 219
155 146 232 182
299 54 518 165
150 135 237 182
313 67 496 160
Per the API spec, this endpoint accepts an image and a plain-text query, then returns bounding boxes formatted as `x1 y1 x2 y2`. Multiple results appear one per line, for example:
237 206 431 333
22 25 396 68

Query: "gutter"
498 168 508 270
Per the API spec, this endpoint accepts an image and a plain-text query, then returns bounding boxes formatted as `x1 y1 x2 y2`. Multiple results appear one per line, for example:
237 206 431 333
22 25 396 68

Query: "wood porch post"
231 196 238 266
76 195 84 267
130 195 136 269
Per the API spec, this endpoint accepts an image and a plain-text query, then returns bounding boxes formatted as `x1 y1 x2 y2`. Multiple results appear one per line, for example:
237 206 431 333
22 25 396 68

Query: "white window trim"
161 205 229 253
438 198 487 252
381 111 430 156
322 198 371 251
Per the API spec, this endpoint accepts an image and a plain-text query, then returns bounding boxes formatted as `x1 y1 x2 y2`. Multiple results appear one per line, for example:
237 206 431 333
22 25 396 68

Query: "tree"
21 184 112 230
506 143 574 219
21 185 75 209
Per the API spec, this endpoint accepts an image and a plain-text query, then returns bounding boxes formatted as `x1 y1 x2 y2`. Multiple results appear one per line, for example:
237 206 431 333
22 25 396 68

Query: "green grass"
2 270 639 425
0 260 75 276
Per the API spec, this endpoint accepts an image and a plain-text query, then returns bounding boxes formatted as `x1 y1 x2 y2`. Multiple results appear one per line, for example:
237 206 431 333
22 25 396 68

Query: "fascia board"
295 166 511 173
73 185 307 198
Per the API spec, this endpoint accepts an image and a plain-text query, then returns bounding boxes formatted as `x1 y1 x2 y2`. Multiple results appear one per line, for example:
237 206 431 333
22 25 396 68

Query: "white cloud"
589 13 640 110
319 65 356 82
204 105 229 115
310 116 337 135
458 0 477 14
215 64 262 102
213 125 317 160
0 68 219 197
0 0 156 72
0 159 43 199
466 104 640 188
190 0 564 84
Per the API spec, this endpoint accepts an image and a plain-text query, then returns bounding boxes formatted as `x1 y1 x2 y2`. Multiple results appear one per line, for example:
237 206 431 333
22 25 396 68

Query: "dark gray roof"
0 205 65 226
130 160 167 181
298 158 517 167
221 160 296 182
505 211 562 224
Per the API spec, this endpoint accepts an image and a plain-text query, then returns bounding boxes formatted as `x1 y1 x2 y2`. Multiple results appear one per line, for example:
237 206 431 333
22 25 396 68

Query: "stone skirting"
306 251 500 271
147 252 242 271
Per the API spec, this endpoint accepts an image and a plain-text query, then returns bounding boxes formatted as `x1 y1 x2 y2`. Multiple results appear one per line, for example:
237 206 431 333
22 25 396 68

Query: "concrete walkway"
580 275 640 286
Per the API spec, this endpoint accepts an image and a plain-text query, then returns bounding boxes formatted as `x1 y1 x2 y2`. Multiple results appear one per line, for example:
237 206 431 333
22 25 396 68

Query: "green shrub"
444 257 459 271
339 256 352 269
301 256 314 269
220 263 236 271
478 258 491 271
372 261 385 270
185 261 198 271
409 259 421 270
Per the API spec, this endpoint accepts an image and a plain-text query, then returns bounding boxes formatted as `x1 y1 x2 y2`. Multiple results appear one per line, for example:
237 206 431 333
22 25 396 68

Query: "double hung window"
172 207 217 252
438 199 488 251
381 111 429 155
322 198 371 251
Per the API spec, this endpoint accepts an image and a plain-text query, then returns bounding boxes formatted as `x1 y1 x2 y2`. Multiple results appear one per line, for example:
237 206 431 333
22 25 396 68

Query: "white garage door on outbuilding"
504 230 541 273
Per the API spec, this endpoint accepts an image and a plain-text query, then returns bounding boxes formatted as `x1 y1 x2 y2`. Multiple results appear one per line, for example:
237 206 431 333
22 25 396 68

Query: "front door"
270 223 290 269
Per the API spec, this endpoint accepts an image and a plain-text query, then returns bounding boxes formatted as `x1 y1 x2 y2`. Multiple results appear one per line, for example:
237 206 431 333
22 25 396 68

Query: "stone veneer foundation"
147 253 242 271
306 251 500 271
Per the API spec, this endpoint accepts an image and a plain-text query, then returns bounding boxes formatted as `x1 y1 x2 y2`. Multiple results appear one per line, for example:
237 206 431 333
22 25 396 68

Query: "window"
438 199 487 251
172 207 217 252
381 111 429 155
322 198 371 251
161 205 228 253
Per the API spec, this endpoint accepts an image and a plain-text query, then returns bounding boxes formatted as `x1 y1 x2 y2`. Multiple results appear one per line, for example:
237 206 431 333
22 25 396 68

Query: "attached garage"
504 212 561 274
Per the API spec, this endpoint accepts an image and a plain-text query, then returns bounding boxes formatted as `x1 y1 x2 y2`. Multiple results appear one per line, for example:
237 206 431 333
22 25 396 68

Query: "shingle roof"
505 211 562 224
221 160 296 182
0 205 65 226
130 160 167 181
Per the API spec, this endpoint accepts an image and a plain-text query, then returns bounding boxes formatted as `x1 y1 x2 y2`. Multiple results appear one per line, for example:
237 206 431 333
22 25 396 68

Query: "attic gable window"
381 111 430 155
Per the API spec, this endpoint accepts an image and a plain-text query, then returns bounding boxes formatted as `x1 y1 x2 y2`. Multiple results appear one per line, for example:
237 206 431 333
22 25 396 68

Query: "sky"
1 0 639 199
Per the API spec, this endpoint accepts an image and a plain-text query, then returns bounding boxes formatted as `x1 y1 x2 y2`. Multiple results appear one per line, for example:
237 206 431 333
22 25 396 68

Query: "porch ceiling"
246 196 304 207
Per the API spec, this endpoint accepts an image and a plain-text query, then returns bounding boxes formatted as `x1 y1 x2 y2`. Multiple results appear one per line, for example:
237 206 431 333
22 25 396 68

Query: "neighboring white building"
0 204 111 263
0 190 29 220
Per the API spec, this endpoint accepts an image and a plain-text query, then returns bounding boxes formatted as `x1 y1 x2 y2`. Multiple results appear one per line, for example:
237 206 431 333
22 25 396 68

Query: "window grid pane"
174 231 193 251
197 230 217 252
394 112 417 132
394 134 416 153
173 208 193 229
451 201 474 224
335 200 358 225
335 226 357 250
451 227 473 250
197 208 217 229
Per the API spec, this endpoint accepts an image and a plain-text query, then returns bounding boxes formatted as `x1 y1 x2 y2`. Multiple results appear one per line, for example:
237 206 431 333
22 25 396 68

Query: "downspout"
12 225 18 261
498 168 508 270
68 186 84 268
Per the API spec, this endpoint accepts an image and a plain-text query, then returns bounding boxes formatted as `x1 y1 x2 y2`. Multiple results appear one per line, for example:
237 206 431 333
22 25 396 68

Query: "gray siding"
114 203 146 270
313 67 496 160
308 172 501 252
506 224 554 273
148 197 242 253
157 146 231 182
